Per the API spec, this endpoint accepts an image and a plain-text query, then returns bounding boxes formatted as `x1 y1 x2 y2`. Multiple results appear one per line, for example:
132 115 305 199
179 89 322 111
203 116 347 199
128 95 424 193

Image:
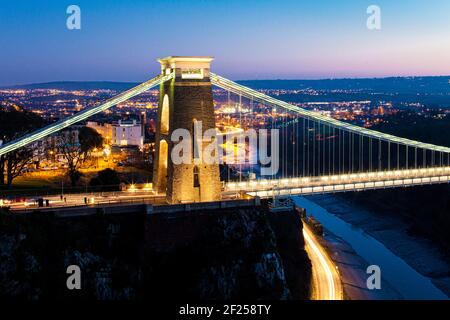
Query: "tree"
0 109 45 187
57 126 103 186
5 148 34 187
89 168 121 190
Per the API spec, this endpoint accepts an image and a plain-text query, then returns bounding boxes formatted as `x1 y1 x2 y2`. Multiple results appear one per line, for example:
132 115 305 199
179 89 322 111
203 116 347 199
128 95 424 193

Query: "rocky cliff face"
0 204 311 300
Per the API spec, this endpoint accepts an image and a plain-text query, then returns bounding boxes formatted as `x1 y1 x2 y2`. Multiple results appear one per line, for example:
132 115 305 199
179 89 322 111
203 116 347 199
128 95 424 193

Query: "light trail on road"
5 191 165 211
303 223 343 300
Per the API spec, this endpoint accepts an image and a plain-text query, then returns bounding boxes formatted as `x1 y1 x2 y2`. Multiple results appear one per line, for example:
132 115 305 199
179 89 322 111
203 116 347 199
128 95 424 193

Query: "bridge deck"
225 167 450 198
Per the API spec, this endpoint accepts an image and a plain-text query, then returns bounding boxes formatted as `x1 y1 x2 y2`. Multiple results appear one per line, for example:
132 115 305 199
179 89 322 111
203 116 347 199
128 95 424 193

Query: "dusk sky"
1 0 449 85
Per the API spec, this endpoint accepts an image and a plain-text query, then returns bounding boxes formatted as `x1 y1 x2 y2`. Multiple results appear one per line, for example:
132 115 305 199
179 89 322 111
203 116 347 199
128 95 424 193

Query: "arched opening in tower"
159 139 168 179
161 94 169 134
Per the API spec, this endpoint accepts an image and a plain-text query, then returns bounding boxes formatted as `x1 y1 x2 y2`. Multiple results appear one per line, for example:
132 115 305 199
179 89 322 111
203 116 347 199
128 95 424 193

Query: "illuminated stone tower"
153 56 221 204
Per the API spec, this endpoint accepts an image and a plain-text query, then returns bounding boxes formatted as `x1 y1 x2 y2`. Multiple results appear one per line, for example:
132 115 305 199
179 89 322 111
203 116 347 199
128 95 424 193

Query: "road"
303 223 344 300
4 188 243 211
4 191 166 211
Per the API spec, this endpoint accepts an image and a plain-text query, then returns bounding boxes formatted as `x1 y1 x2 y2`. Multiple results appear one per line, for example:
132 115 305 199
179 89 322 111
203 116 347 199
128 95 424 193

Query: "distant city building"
30 126 82 165
87 121 113 144
87 119 144 148
112 120 143 148
140 111 147 126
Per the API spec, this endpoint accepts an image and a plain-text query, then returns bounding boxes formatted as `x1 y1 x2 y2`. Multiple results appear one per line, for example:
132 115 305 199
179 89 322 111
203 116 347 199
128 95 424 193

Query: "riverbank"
305 194 450 299
317 228 401 299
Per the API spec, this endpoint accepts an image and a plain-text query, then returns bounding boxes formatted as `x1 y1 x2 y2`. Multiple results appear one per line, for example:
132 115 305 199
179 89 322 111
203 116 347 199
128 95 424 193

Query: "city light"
143 183 152 191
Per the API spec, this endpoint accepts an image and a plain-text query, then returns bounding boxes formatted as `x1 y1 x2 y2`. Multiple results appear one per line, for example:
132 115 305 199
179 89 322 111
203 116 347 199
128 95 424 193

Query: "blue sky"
0 0 449 85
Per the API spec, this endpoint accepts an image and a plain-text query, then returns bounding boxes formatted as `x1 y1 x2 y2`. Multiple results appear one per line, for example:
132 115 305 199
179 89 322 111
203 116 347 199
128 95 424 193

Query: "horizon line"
3 74 450 88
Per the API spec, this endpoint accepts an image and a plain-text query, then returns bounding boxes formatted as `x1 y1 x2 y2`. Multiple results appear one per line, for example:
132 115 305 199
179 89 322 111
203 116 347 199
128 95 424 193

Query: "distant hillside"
6 76 450 95
239 76 450 94
8 81 140 91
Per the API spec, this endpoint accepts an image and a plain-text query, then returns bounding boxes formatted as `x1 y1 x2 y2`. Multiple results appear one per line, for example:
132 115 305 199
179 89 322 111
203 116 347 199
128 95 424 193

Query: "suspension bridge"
1 56 449 202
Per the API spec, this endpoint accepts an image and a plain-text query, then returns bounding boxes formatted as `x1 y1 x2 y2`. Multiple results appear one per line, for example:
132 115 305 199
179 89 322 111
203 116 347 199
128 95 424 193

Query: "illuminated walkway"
224 167 450 198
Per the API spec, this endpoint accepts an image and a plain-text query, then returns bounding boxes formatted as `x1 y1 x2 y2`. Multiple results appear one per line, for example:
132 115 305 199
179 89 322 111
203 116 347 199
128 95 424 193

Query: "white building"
112 119 144 148
87 120 144 148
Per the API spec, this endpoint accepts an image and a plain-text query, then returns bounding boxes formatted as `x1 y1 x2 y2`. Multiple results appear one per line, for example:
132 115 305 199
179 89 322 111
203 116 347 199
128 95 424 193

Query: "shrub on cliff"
89 168 121 191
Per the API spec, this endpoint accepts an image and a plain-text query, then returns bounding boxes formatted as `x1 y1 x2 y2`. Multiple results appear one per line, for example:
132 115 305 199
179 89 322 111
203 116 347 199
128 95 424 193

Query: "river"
293 196 448 300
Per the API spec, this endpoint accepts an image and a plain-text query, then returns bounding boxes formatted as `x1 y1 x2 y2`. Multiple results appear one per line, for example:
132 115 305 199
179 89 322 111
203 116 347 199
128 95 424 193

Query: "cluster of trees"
0 108 104 188
58 126 103 186
89 168 121 190
0 109 45 187
372 111 450 147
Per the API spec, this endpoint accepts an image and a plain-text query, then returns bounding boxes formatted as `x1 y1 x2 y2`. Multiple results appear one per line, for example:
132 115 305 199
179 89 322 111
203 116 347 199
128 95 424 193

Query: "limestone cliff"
0 203 311 300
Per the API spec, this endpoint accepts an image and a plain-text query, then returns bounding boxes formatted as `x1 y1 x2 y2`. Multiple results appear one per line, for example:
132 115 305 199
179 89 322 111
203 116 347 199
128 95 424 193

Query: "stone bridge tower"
153 56 221 204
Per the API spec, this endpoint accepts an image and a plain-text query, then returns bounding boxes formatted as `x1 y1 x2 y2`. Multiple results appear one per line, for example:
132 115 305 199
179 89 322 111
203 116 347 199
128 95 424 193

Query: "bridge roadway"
303 222 343 300
224 166 450 198
3 191 166 211
4 166 450 211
